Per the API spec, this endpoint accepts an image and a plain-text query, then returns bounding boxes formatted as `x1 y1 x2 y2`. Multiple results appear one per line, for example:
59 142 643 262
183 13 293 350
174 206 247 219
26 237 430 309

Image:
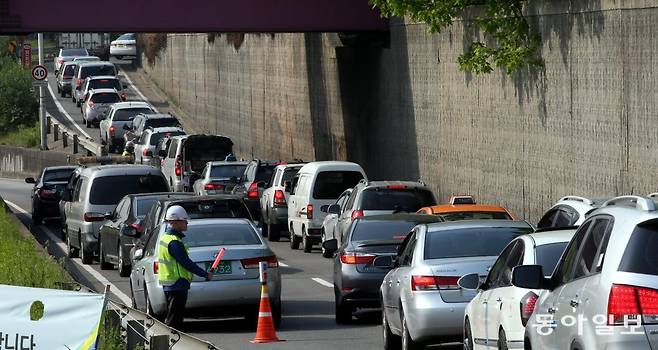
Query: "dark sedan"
26 166 78 225
323 214 444 324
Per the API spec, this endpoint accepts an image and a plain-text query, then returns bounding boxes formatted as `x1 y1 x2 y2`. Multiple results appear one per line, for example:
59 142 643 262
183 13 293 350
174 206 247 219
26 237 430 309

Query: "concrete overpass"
0 0 388 33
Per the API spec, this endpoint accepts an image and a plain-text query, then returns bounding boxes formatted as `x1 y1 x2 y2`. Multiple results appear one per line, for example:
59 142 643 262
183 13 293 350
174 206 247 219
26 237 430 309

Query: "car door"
391 230 418 329
68 177 85 245
383 229 416 333
104 198 129 260
336 189 358 240
326 190 350 241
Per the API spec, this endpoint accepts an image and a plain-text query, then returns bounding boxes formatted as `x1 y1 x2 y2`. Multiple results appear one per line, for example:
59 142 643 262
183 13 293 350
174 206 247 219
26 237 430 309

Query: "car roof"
127 192 187 200
79 164 164 177
425 219 533 232
89 88 119 95
186 218 253 226
358 180 429 190
274 163 306 171
208 161 249 166
525 228 577 246
356 213 444 223
44 165 78 171
87 75 117 80
146 126 186 134
167 194 244 204
422 204 511 214
142 113 178 120
78 61 114 67
111 101 153 110
298 161 364 174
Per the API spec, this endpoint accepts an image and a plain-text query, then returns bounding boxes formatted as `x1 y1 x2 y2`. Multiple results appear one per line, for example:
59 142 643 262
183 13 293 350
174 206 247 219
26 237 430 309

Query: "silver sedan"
192 161 248 196
380 220 533 349
129 218 282 324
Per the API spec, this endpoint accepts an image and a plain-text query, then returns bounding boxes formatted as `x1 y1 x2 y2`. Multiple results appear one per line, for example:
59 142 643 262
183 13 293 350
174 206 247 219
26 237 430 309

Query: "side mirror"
512 265 549 290
133 248 144 261
372 255 395 268
322 239 338 252
284 181 292 193
320 205 329 213
25 177 36 184
328 204 341 215
104 212 113 220
458 273 481 290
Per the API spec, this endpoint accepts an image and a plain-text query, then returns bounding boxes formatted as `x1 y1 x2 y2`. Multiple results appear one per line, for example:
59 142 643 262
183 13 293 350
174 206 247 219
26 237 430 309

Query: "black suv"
26 166 78 225
231 160 282 222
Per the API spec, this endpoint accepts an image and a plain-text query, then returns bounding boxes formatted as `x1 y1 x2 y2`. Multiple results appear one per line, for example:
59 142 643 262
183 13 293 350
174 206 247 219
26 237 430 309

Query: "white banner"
0 284 106 350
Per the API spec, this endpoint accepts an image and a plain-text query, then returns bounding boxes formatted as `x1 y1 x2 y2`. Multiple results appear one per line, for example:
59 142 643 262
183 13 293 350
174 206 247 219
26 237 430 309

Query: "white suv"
536 196 606 230
513 195 658 350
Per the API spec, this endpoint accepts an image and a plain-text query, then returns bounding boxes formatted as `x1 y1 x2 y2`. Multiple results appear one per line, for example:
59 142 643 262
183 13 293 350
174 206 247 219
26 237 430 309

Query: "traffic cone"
250 284 282 343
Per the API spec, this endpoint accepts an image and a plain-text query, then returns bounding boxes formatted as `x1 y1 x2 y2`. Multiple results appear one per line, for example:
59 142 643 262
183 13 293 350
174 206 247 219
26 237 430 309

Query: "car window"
80 65 117 79
619 219 658 276
398 231 417 266
167 139 179 158
552 220 592 286
173 199 252 220
117 33 135 40
255 165 276 185
535 242 570 276
351 220 417 242
62 65 75 76
360 188 436 212
424 226 532 260
144 118 180 129
118 198 131 219
281 167 301 185
72 178 84 201
336 191 351 211
62 48 88 56
484 242 515 289
537 209 558 229
183 222 261 247
573 217 612 279
43 169 75 182
89 78 121 91
210 164 247 178
112 108 153 121
295 175 310 195
135 197 159 219
496 240 525 287
313 171 364 200
344 188 358 211
289 175 299 195
150 131 185 146
90 92 120 104
89 175 168 205
144 225 161 256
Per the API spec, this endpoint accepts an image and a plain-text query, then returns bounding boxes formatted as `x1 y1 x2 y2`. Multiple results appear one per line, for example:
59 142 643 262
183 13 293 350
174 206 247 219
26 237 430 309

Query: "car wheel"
260 217 269 237
289 226 300 250
335 297 352 324
268 223 280 242
272 300 282 328
80 234 93 265
401 312 420 350
99 239 113 270
31 208 42 226
66 228 79 258
76 100 81 107
383 308 401 350
85 118 92 128
244 308 259 328
464 319 474 350
498 328 509 350
302 230 312 253
118 245 131 277
321 230 333 258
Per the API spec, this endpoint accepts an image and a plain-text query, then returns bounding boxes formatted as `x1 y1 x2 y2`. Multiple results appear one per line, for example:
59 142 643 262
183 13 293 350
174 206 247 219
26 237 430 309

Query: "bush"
0 55 38 133
0 121 40 148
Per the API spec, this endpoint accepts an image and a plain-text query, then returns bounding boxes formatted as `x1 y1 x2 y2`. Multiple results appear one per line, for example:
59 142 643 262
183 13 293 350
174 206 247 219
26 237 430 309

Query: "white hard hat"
165 205 189 221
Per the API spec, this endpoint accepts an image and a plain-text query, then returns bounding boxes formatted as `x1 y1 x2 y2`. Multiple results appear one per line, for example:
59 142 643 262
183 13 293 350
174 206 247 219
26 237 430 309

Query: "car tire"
272 300 282 328
289 226 300 250
321 230 333 258
244 308 259 328
116 55 123 60
85 119 91 128
66 228 79 258
76 100 81 107
118 245 131 277
268 223 280 242
383 308 401 350
31 208 42 226
302 230 312 253
498 328 509 350
464 319 474 350
130 284 137 309
99 239 113 270
260 217 269 237
335 297 352 324
80 235 93 265
401 312 420 350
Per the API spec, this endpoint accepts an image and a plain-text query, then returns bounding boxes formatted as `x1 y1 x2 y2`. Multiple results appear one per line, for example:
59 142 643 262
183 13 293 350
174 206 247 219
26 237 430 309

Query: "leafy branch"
369 0 542 74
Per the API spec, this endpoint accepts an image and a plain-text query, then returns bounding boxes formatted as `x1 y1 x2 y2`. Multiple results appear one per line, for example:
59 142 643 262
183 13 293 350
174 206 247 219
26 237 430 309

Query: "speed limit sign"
31 65 47 81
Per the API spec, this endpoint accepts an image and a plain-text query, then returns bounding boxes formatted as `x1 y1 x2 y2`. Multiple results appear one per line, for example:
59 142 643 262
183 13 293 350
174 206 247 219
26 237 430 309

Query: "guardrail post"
46 116 51 134
148 335 169 350
53 124 59 141
126 320 146 349
73 135 79 154
62 132 68 148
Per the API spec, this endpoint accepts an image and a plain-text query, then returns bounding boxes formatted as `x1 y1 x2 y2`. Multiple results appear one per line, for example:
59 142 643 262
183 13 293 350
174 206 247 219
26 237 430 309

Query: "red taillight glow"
608 284 658 325
520 291 539 326
121 92 127 101
76 78 82 87
436 276 460 290
58 58 64 64
83 212 105 222
37 188 57 198
143 148 152 157
109 126 116 135
128 223 142 233
340 252 376 265
306 204 313 219
241 255 278 269
153 261 159 274
351 209 364 220
247 182 259 199
411 276 461 291
386 185 407 189
204 183 225 191
273 190 286 206
175 155 182 177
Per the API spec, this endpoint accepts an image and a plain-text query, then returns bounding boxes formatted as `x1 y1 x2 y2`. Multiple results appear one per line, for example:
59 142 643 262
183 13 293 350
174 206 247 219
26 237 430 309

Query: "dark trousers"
164 290 188 329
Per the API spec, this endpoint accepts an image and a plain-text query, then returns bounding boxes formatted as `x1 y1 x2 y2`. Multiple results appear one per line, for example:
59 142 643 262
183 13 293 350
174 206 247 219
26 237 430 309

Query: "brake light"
143 148 152 157
128 223 142 233
273 190 286 206
520 291 539 326
204 183 225 191
121 92 127 101
436 276 460 290
76 78 82 87
37 188 57 198
109 126 116 135
351 209 364 220
153 261 159 274
247 182 259 199
386 185 407 189
608 284 658 325
241 255 278 269
58 58 64 64
83 212 105 222
175 155 182 177
411 276 461 291
340 252 376 265
306 204 313 219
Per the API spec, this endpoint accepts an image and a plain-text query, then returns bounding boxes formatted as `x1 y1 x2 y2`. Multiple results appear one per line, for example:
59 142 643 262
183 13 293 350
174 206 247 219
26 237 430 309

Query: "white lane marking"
45 81 92 139
279 262 289 267
3 200 132 305
311 277 334 288
119 68 159 113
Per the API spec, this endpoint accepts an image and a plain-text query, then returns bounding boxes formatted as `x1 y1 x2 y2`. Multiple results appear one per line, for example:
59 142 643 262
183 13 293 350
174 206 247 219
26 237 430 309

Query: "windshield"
90 92 120 104
144 118 180 129
535 242 569 276
351 221 416 242
171 200 252 220
62 49 88 56
313 171 364 200
113 108 153 121
361 188 436 212
210 164 247 178
424 227 532 259
255 165 275 184
43 169 75 182
439 211 512 221
89 175 168 205
182 222 261 247
135 197 159 218
89 79 121 91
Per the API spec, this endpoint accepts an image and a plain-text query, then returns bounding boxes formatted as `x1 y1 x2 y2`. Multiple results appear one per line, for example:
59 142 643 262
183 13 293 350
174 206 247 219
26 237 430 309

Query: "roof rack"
648 193 658 199
74 155 133 166
558 196 594 205
601 196 656 212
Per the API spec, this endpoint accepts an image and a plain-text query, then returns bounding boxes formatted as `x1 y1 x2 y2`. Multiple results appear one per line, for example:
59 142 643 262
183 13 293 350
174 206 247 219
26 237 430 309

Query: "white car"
54 47 88 73
460 228 576 350
133 127 186 166
110 33 136 59
536 196 606 230
259 163 305 242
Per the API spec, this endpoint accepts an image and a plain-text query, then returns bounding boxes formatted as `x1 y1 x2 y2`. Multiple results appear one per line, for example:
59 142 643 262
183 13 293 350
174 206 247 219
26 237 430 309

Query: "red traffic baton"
210 247 226 272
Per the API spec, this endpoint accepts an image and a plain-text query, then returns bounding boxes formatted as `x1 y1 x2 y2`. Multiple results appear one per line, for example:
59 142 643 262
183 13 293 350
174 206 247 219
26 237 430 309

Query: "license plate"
206 261 232 274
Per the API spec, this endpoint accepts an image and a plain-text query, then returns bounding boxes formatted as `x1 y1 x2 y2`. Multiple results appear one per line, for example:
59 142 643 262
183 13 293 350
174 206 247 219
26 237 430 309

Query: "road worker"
122 141 135 157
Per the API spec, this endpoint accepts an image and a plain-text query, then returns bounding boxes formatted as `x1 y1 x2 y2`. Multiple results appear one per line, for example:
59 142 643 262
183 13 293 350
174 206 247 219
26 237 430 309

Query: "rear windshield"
150 131 186 145
439 211 512 221
535 242 569 276
210 164 247 178
424 227 532 259
117 33 136 41
255 165 276 184
281 167 301 185
63 65 75 76
89 79 121 91
90 93 120 104
62 49 87 56
80 65 116 79
183 222 261 248
135 197 159 218
43 169 75 182
113 108 153 121
361 188 436 212
74 57 100 62
89 175 168 205
144 118 180 129
618 223 658 276
173 200 252 220
313 171 364 199
351 221 417 242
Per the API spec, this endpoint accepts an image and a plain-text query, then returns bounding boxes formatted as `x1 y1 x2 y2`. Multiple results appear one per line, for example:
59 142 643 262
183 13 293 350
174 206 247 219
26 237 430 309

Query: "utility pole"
38 33 47 150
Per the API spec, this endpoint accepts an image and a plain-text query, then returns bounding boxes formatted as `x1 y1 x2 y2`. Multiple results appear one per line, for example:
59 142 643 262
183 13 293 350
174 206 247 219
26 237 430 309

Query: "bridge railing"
45 114 105 156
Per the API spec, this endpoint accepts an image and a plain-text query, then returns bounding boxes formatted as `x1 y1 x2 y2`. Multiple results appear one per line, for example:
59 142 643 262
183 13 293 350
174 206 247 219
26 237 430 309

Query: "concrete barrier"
0 145 69 179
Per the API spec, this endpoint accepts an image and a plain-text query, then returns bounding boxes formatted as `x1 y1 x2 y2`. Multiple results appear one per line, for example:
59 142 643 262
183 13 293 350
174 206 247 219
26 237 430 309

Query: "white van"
287 161 367 253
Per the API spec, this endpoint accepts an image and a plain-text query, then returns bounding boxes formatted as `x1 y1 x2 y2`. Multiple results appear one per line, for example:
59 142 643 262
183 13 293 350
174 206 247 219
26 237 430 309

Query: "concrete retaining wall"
0 145 69 179
141 0 658 222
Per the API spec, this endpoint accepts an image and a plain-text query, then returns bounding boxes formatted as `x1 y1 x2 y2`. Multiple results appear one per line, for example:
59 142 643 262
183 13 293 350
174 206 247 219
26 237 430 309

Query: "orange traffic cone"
250 284 283 343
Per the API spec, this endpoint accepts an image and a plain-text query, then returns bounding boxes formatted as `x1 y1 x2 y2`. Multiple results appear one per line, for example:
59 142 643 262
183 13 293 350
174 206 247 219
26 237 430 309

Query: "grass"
0 122 40 148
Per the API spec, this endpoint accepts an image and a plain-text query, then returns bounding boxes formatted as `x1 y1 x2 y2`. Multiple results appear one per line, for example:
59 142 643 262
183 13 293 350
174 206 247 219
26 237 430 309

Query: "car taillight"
273 190 286 206
520 291 539 326
411 276 461 291
58 58 64 64
76 78 82 87
121 92 127 101
153 261 159 274
204 183 225 191
109 126 115 135
306 204 313 219
175 155 182 177
83 212 105 222
339 252 376 265
608 284 658 325
386 185 407 189
351 209 364 220
143 148 152 157
436 276 460 290
37 188 57 198
247 182 259 199
128 223 142 233
241 255 278 269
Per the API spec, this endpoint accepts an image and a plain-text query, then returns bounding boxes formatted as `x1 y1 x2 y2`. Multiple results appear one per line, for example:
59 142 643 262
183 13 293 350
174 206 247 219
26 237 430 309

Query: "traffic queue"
32 47 658 350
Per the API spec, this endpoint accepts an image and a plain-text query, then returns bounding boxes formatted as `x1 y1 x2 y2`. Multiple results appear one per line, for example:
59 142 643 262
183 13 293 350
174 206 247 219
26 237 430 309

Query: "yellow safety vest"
158 234 194 286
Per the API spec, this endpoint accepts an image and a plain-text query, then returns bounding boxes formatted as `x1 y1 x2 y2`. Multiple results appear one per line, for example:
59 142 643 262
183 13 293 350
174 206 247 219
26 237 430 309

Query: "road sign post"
21 42 31 68
37 34 47 150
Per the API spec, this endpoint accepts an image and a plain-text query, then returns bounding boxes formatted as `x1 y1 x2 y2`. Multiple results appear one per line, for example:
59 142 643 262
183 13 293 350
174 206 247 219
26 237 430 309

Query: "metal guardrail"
45 114 105 156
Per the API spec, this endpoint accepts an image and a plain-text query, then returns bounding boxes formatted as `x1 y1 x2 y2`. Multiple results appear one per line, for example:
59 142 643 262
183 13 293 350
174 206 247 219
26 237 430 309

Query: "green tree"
369 0 542 74
0 55 38 132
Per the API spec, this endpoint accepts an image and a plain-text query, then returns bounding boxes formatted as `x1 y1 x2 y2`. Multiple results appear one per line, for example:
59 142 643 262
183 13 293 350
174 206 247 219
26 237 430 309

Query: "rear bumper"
338 272 388 308
245 199 261 220
271 206 288 223
405 293 467 342
110 47 136 56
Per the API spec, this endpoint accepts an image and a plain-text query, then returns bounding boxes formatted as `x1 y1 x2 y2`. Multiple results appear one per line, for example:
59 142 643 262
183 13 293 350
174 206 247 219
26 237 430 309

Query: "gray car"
129 218 282 325
193 161 248 196
515 195 658 350
81 88 121 128
56 61 77 97
380 220 533 349
99 101 156 153
71 61 118 106
133 127 186 166
54 47 88 73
